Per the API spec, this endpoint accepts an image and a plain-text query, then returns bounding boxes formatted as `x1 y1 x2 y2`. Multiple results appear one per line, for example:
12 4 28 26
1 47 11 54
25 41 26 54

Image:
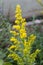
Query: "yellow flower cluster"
20 29 27 38
10 31 19 36
8 53 24 65
29 49 40 64
15 5 22 20
10 37 18 43
11 4 27 39
8 45 16 50
8 4 40 65
23 34 36 55
23 34 36 48
12 25 20 30
28 34 36 46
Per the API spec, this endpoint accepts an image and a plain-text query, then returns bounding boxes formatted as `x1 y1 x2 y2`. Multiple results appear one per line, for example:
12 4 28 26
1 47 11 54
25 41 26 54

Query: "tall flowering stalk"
8 5 40 65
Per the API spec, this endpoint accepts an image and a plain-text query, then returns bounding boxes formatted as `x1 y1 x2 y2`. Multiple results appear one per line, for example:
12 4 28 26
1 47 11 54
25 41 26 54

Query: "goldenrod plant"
8 5 40 65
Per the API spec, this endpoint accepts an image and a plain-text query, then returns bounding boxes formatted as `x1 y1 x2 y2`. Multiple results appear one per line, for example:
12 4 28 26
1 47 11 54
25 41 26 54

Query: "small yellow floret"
10 37 18 43
20 29 27 38
20 29 26 33
12 25 20 30
8 45 16 50
10 31 19 36
20 33 27 38
15 20 20 24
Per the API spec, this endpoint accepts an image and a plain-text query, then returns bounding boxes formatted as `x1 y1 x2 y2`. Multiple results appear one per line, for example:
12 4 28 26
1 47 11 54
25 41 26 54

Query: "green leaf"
0 59 3 65
3 62 12 65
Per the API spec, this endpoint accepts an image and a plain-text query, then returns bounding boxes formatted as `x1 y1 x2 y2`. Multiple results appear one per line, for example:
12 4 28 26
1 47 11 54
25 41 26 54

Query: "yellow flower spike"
15 9 22 14
8 45 16 50
23 18 26 21
21 22 26 28
15 13 21 18
20 29 26 33
29 34 36 39
24 40 28 46
15 4 22 21
10 31 19 36
20 33 27 38
16 4 21 9
10 37 15 42
30 49 40 59
15 20 20 24
22 22 26 26
8 54 12 57
20 29 27 38
10 31 13 33
28 34 36 46
12 25 20 30
15 5 22 13
10 37 18 43
21 18 26 23
28 34 36 42
16 16 22 20
10 31 17 34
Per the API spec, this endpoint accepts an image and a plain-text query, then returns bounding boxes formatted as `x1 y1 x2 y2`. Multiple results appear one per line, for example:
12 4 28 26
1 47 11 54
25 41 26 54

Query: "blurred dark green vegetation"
0 13 12 65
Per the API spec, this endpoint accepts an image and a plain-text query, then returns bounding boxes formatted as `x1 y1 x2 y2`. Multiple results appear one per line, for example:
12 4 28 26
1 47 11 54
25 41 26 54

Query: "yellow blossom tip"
16 4 21 8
